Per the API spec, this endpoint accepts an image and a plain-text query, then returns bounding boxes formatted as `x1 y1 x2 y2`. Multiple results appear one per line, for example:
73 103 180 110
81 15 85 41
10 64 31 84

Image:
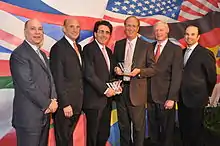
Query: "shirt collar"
65 35 76 48
126 36 138 46
187 42 198 51
95 39 105 50
156 39 168 48
25 40 39 52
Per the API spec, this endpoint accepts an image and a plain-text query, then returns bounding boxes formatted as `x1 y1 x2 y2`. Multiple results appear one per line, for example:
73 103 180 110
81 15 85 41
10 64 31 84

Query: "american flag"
0 0 220 146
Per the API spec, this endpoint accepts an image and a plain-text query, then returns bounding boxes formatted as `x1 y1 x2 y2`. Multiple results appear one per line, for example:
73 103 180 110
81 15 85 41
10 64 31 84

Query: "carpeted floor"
144 127 220 146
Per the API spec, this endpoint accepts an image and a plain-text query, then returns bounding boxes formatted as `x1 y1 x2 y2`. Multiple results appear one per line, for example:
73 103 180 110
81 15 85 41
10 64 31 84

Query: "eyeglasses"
97 29 111 35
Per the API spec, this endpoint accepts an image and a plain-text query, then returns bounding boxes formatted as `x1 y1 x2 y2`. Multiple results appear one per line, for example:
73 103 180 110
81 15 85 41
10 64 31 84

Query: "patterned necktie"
73 42 82 65
184 48 191 66
101 47 110 72
36 49 46 65
155 43 161 62
124 41 133 81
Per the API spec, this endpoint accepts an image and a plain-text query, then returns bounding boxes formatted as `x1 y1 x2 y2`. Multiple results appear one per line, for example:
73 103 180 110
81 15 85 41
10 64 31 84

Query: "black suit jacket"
83 40 113 109
180 44 216 107
149 40 183 104
50 37 83 113
10 41 57 129
114 38 155 106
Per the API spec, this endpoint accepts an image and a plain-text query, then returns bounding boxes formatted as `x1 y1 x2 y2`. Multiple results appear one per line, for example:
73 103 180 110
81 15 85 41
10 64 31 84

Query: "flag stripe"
0 76 13 89
0 60 10 76
0 1 100 30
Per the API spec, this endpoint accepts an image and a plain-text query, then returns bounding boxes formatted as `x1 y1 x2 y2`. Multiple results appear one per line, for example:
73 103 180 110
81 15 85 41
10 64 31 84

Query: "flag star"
148 11 153 14
172 13 176 18
168 9 172 12
156 3 161 7
162 10 166 14
141 12 146 16
151 0 156 3
167 0 171 4
112 7 119 12
122 6 127 10
143 7 148 11
130 4 136 9
114 1 121 6
136 9 141 13
124 0 130 4
132 0 138 2
138 2 142 7
174 6 178 10
166 6 170 9
173 0 177 2
149 4 155 9
162 2 166 5
171 4 175 7
127 10 134 14
155 8 160 12
145 1 150 4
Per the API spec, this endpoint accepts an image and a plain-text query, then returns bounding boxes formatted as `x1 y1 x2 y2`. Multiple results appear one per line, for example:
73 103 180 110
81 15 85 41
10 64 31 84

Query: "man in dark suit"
147 21 183 146
178 25 216 146
114 16 155 146
49 18 83 146
83 20 116 146
9 19 58 146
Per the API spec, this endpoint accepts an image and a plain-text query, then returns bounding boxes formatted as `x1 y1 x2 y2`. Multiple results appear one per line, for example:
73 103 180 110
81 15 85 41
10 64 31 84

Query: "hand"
63 105 73 118
105 88 116 97
128 68 140 77
44 108 51 114
164 100 175 110
48 99 58 113
114 67 123 76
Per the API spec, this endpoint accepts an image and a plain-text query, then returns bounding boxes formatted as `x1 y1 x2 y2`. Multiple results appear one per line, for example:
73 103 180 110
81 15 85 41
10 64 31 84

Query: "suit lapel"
132 38 141 65
62 37 83 69
93 41 110 73
24 41 50 74
184 45 199 67
155 41 170 63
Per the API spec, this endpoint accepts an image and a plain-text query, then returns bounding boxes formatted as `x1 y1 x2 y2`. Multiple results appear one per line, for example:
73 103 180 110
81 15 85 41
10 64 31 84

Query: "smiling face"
124 16 139 40
63 19 80 41
184 26 200 47
94 24 111 45
24 19 44 47
154 22 169 41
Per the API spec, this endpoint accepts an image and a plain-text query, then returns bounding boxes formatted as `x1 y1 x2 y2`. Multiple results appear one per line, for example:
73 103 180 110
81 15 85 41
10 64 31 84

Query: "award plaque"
106 80 122 95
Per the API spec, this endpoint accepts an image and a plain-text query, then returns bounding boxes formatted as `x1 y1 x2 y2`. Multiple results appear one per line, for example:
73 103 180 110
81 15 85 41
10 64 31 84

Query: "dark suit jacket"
114 38 155 106
149 40 183 104
50 37 83 113
83 40 113 109
10 41 57 129
180 44 216 107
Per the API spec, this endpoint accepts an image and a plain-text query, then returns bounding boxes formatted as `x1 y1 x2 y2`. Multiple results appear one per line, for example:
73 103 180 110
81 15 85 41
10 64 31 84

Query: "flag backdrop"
0 0 220 146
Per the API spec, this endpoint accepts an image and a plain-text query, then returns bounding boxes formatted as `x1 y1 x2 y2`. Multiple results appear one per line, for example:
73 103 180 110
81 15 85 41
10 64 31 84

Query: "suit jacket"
114 38 155 106
180 44 216 107
50 37 83 113
10 41 57 129
83 40 113 109
149 40 183 104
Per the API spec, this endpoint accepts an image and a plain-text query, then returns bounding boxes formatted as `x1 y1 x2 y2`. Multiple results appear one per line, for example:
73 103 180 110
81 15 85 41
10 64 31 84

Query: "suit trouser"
54 109 80 146
116 83 146 146
84 101 112 146
147 102 175 146
15 117 50 146
178 101 204 146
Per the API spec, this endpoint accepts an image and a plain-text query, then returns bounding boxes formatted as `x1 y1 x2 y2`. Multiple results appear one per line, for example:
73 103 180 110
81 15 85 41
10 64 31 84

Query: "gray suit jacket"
10 41 57 129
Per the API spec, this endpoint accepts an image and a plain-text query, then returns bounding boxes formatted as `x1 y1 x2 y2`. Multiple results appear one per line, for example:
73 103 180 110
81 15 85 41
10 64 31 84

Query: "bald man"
50 18 83 146
10 19 58 146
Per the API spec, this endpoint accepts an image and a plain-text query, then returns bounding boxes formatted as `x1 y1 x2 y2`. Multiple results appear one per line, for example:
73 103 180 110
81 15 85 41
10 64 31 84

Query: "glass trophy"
106 80 122 95
118 61 135 81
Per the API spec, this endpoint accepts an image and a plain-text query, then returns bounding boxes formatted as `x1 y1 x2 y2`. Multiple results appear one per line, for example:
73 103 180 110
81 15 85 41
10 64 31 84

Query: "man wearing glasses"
83 20 115 146
114 16 155 146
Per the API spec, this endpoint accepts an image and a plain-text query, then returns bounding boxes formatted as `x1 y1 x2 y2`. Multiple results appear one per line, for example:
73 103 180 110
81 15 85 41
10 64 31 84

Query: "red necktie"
155 44 161 62
73 42 82 65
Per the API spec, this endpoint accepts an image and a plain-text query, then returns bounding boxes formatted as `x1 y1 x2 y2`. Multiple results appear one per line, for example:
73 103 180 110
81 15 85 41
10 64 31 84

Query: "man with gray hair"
147 21 183 146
